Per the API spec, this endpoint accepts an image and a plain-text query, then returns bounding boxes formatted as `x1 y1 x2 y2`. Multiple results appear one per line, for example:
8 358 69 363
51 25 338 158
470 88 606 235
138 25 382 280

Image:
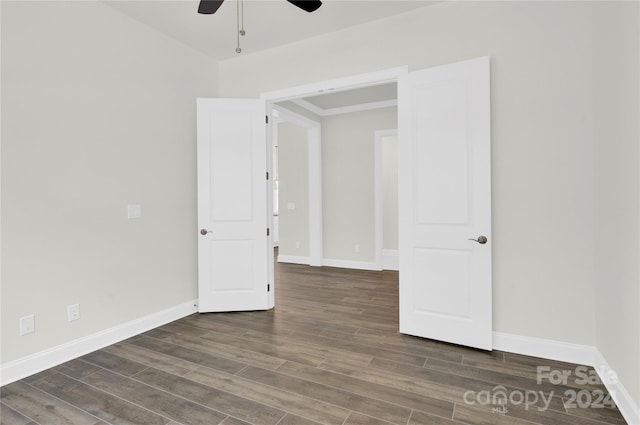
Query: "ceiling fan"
198 0 323 53
198 0 322 15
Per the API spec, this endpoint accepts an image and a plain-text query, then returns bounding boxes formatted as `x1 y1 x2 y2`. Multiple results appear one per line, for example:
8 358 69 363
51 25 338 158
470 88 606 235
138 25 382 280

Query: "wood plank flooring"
1 261 628 425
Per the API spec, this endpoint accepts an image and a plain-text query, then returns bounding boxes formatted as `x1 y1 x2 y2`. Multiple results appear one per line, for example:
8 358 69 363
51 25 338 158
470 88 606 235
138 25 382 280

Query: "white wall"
219 1 640 410
1 1 217 364
322 107 397 264
276 107 397 267
592 1 640 406
219 0 597 344
277 121 310 258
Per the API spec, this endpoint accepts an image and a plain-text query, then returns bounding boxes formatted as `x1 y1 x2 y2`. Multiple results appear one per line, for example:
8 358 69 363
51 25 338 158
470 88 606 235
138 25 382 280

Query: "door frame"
271 104 323 267
261 66 408 274
374 129 399 271
260 67 408 104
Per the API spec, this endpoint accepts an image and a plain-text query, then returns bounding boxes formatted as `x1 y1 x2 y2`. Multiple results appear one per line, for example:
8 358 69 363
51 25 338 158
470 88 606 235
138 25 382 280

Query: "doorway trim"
261 66 408 270
271 104 323 267
261 67 408 104
375 129 399 271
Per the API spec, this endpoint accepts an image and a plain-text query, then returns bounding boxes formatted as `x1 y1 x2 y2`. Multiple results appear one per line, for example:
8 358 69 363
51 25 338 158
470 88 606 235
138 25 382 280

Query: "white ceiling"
104 0 436 61
303 82 397 109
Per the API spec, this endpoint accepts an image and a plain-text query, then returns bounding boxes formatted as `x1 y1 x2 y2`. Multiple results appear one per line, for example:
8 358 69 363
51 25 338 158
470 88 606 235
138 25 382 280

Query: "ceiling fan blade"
198 0 224 14
286 0 322 13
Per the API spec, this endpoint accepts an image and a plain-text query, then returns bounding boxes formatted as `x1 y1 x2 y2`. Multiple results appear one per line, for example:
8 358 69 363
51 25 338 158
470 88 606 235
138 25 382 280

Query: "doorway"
265 67 406 272
270 105 322 267
197 58 492 349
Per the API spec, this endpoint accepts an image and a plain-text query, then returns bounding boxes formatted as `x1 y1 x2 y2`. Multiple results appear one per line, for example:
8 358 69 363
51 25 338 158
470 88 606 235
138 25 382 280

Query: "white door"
196 98 272 313
398 57 492 350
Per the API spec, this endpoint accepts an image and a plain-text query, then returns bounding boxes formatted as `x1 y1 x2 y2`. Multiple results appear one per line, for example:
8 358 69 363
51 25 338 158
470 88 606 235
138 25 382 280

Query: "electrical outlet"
20 315 35 336
295 241 300 249
68 304 80 322
354 244 360 253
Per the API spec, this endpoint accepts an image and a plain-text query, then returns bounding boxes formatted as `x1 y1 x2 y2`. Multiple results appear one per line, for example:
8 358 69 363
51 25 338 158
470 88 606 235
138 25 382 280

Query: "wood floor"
1 261 628 425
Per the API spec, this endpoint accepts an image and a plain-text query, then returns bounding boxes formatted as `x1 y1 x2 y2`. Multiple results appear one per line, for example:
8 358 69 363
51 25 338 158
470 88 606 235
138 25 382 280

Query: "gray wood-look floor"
1 261 628 425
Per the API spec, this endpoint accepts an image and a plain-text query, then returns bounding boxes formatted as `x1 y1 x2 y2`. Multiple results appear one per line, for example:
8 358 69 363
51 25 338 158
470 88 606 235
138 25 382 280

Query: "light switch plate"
67 304 80 322
127 204 141 219
20 315 35 336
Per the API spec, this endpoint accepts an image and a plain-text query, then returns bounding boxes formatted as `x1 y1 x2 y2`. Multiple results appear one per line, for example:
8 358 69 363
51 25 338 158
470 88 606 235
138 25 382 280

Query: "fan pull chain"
235 0 242 53
240 0 246 36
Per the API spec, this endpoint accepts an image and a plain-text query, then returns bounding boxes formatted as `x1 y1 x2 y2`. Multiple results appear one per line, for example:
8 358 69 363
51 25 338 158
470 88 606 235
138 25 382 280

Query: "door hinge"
267 228 270 236
266 115 269 124
266 171 269 180
267 283 270 292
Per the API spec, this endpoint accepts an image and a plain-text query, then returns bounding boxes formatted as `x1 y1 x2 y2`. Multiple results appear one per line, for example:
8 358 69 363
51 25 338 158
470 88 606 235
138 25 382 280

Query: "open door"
398 57 492 350
196 60 490 343
196 98 272 313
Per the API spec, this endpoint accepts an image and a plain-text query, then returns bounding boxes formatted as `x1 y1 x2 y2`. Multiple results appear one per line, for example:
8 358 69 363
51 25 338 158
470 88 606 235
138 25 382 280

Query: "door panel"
197 98 270 313
209 110 254 221
413 248 472 318
398 57 492 350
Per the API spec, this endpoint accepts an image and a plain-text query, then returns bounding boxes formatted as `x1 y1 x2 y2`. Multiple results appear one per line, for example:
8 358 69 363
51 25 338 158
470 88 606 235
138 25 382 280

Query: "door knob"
468 235 488 244
200 229 211 235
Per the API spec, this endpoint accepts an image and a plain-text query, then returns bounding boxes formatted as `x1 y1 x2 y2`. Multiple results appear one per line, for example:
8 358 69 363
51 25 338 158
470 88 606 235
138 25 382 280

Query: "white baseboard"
277 255 311 265
592 349 640 425
278 256 385 271
322 258 382 271
494 332 640 425
0 300 198 386
382 249 399 271
493 331 597 366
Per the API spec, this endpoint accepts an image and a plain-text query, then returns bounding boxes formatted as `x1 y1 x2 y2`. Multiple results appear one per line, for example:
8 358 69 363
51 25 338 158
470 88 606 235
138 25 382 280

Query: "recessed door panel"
413 248 471 319
414 81 470 226
210 111 254 222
